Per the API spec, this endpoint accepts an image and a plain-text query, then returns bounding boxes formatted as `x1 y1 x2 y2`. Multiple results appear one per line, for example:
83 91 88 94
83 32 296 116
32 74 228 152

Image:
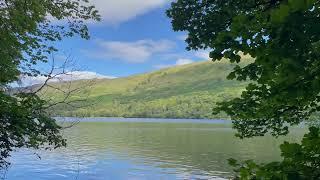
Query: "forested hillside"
43 58 251 119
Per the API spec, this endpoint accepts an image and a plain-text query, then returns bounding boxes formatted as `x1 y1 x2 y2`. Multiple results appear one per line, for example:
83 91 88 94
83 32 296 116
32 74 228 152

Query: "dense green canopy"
168 0 320 138
0 0 99 84
0 0 99 168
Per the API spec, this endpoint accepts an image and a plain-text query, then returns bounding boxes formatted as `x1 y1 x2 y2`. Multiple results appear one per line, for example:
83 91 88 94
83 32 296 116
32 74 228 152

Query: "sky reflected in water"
6 118 305 180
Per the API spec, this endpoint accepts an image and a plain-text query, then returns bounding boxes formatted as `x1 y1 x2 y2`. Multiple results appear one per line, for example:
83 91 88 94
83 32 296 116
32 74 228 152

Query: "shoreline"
54 117 233 124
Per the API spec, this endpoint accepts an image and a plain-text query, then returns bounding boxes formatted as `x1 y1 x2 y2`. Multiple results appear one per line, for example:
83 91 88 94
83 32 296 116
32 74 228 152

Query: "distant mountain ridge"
43 59 251 119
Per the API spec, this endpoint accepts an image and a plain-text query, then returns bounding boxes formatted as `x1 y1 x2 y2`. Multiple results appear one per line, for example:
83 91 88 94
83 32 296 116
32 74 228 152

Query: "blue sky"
50 0 210 79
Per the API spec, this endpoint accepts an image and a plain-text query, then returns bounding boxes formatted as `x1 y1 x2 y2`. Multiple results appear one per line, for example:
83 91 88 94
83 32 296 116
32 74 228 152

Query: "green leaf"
271 4 290 23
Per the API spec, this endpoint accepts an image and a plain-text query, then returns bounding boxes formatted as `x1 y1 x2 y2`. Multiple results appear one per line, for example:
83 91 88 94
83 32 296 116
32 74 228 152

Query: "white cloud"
175 58 193 65
153 64 172 69
85 39 175 63
154 58 194 69
194 50 211 60
58 71 116 81
18 76 48 87
89 0 169 25
177 34 188 41
16 71 116 87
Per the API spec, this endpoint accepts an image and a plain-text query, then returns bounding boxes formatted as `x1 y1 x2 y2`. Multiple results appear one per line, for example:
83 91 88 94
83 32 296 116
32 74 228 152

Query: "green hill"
43 58 251 119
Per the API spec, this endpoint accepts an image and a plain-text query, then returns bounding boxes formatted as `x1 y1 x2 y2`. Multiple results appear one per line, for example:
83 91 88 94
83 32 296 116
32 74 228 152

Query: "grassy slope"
45 58 251 119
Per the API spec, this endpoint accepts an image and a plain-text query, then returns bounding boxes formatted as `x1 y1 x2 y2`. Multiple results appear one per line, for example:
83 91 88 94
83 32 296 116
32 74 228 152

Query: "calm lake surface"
6 118 305 180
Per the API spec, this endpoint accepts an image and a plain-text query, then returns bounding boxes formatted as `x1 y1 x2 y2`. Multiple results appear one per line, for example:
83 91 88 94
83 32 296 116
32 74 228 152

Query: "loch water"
6 118 305 180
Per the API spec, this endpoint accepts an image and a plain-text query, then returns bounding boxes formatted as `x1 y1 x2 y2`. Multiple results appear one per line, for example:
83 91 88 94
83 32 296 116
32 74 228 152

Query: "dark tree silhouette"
168 0 320 178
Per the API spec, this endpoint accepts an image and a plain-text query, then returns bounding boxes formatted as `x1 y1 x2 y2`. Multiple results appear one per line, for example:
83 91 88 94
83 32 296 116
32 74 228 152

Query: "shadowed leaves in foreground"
168 0 320 179
229 127 320 180
0 0 99 168
167 0 320 138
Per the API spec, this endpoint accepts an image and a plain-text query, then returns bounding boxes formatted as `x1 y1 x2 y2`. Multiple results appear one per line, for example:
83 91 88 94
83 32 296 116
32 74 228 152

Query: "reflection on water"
6 118 305 180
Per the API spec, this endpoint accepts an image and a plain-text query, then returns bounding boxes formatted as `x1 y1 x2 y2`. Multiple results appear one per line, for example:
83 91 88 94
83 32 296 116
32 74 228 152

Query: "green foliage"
167 0 320 138
168 1 320 179
0 0 99 168
0 92 66 168
228 127 320 180
44 61 248 119
0 0 100 84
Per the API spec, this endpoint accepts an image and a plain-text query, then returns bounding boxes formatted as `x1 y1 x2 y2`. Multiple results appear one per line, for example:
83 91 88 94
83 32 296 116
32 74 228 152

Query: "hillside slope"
44 59 250 119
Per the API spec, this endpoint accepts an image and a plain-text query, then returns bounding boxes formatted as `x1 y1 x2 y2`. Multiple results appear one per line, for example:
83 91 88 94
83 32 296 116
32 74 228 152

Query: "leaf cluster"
228 127 320 179
0 92 66 168
167 0 320 137
0 0 99 168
